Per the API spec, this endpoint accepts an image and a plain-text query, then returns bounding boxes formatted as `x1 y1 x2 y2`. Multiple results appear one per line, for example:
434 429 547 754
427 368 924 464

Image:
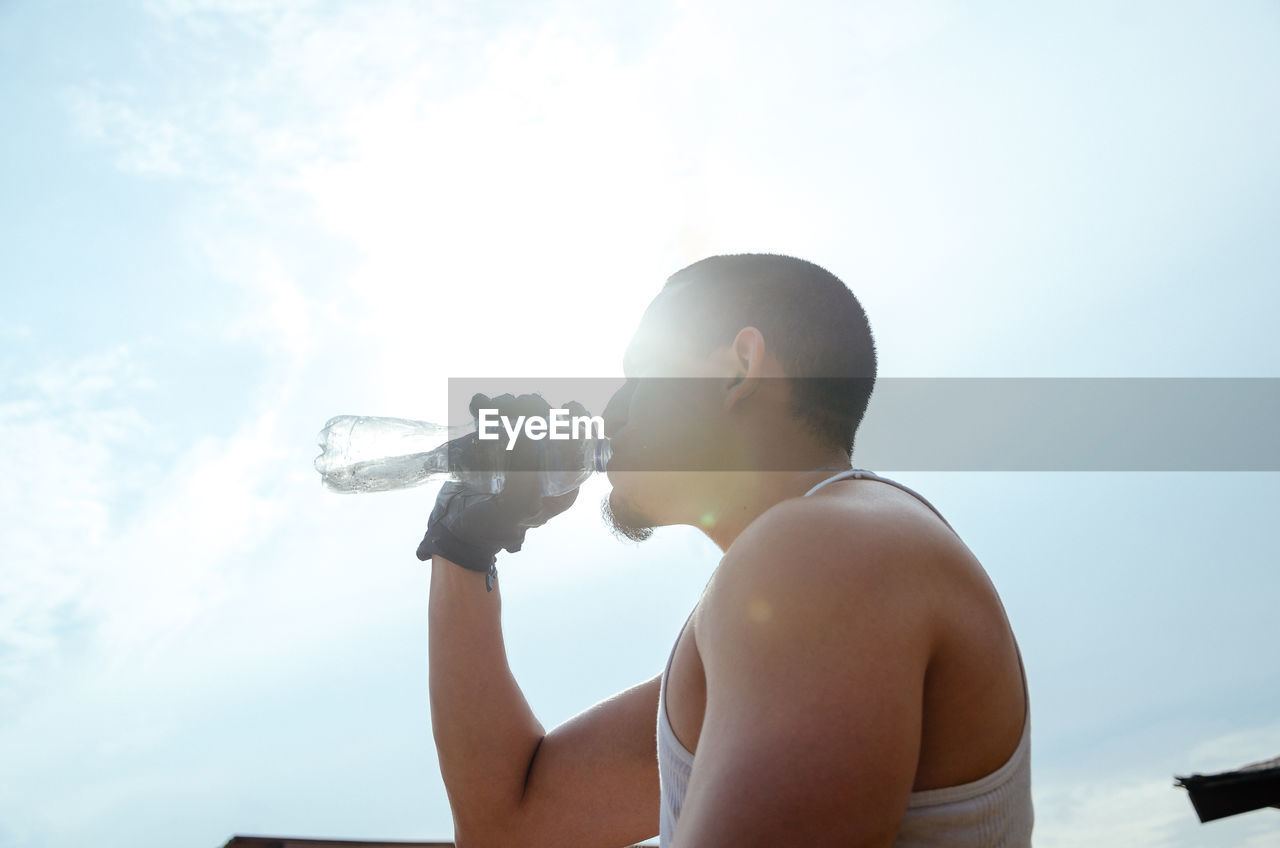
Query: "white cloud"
1036 774 1185 848
1035 720 1280 848
145 0 314 18
81 409 290 665
0 324 33 342
0 340 299 710
64 0 978 386
1186 721 1280 775
66 89 195 177
0 348 145 698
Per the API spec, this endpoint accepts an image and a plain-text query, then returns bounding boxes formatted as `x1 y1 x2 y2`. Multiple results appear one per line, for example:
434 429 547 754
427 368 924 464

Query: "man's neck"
699 455 853 552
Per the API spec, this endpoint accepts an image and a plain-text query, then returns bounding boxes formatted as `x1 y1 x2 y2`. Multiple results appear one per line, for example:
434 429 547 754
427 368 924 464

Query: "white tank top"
656 469 1033 847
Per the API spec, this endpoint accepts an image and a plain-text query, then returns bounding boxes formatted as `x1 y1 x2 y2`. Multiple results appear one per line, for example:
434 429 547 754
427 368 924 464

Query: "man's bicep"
512 674 661 848
670 677 922 847
671 525 930 847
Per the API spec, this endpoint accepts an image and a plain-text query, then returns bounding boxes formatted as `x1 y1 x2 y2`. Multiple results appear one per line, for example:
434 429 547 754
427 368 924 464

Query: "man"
418 254 1032 847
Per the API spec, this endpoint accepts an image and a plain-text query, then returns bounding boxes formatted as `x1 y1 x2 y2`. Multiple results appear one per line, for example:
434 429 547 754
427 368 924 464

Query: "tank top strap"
803 468 959 537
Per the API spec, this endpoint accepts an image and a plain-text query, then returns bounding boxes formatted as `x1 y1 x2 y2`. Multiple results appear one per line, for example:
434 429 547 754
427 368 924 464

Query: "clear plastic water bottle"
314 415 611 496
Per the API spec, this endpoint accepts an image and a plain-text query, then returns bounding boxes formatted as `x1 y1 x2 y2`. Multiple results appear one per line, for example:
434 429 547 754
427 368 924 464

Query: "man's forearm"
429 555 544 842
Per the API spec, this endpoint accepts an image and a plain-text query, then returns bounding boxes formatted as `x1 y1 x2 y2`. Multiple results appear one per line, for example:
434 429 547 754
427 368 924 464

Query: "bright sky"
2 1 1279 846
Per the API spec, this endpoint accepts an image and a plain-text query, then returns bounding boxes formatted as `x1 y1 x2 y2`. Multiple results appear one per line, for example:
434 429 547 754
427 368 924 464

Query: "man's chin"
601 492 656 543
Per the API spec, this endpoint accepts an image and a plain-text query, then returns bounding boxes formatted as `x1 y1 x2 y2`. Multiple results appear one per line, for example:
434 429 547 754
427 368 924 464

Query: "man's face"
600 289 730 538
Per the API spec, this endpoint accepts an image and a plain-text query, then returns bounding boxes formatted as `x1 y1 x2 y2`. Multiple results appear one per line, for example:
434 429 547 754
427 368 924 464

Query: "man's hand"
415 392 580 589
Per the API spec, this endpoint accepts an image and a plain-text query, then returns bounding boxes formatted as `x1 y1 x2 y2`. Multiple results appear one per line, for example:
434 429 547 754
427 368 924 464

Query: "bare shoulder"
673 483 967 844
702 479 973 631
696 483 958 702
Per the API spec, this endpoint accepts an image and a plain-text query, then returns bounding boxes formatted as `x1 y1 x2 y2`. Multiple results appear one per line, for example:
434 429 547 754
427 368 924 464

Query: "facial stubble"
600 492 656 543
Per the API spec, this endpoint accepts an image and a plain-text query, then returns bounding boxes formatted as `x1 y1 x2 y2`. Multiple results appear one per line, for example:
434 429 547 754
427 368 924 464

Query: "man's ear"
724 327 767 411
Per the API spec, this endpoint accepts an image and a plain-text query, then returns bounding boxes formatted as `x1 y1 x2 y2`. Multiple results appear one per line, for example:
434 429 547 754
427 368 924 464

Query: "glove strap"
416 524 501 592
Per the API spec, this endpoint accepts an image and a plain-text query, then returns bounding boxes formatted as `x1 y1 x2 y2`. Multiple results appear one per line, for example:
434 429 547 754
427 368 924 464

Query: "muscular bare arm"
667 502 935 847
429 556 660 848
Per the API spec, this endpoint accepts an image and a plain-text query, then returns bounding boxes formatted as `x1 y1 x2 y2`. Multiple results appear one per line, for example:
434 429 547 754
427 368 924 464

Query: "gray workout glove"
415 392 581 591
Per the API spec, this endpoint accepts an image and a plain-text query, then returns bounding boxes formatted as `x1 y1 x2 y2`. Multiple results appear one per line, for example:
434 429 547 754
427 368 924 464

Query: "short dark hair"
664 254 877 455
